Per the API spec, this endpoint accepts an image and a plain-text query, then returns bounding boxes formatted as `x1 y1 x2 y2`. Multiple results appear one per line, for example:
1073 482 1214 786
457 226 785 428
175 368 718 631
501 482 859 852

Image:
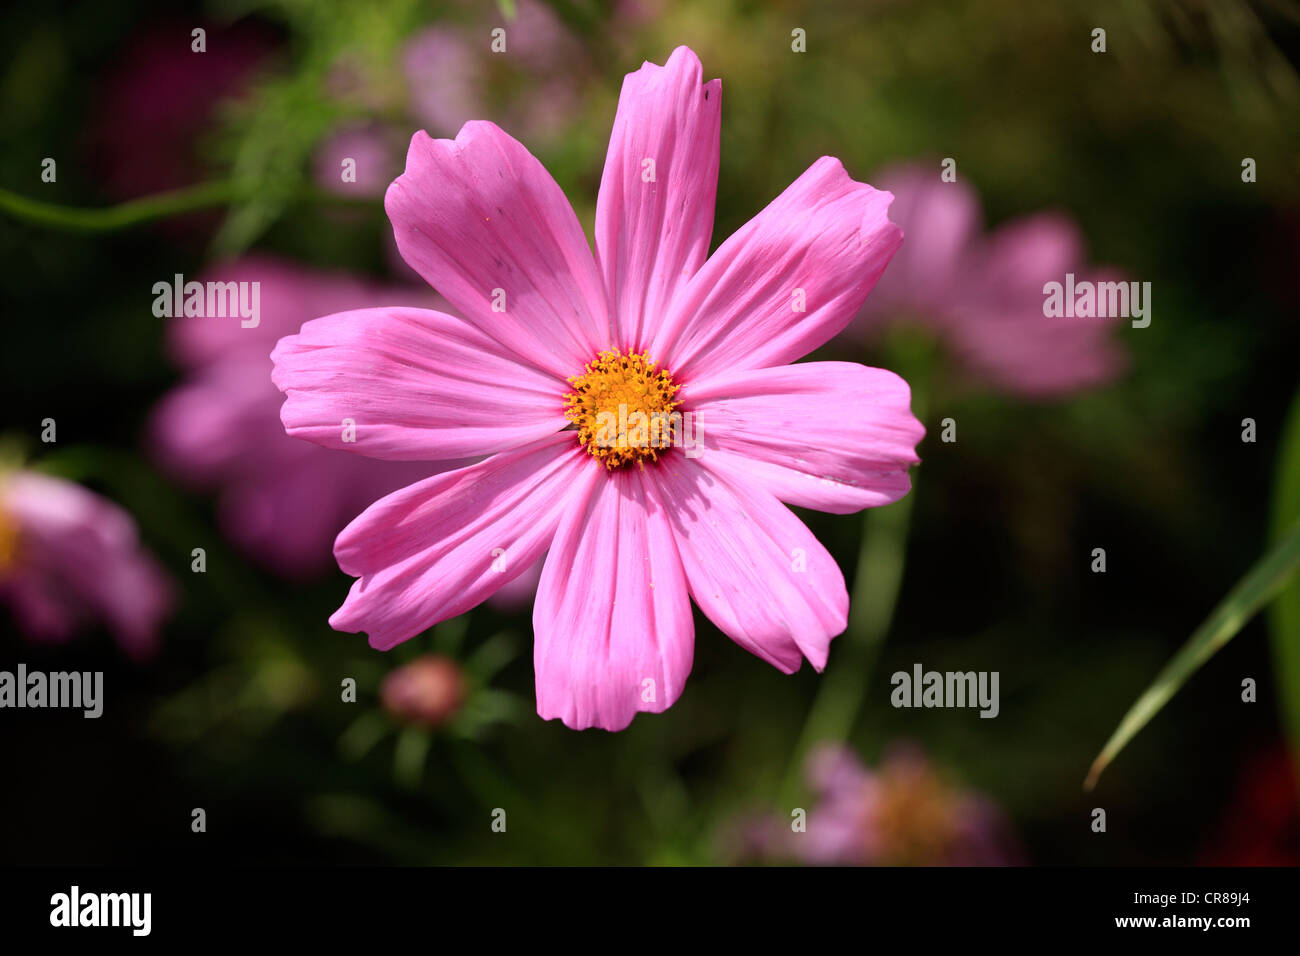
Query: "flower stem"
0 181 368 232
0 182 243 231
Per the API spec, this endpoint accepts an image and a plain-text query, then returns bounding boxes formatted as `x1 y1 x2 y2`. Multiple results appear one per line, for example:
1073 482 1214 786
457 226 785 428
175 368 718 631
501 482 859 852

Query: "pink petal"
330 435 589 650
487 553 544 610
653 457 847 673
533 465 693 731
385 122 611 379
1 571 80 644
214 449 434 580
271 307 566 460
684 361 923 513
595 46 720 351
649 156 901 379
167 254 426 368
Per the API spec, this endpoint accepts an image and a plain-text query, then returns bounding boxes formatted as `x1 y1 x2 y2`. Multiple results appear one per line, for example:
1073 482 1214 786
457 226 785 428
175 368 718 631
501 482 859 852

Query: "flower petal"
271 307 566 460
595 46 721 351
534 465 693 731
650 156 901 379
330 434 588 649
385 122 611 379
654 457 847 672
684 361 923 513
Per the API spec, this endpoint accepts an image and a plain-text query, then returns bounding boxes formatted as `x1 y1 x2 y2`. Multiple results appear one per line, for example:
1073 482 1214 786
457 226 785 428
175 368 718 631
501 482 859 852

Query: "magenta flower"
272 47 923 730
855 164 1127 396
797 743 1020 866
0 471 172 660
149 256 439 578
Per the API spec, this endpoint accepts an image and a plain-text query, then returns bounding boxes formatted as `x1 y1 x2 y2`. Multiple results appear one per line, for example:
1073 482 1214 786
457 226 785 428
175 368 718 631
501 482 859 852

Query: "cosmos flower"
148 256 439 578
271 46 923 730
853 163 1127 396
796 743 1020 866
0 470 172 660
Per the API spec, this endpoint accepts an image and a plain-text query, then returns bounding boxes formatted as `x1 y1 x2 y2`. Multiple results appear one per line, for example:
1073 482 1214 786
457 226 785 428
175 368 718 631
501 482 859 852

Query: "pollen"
563 350 682 470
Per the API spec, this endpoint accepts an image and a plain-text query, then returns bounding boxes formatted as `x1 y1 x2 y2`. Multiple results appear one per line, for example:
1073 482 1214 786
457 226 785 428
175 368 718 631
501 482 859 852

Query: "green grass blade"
1269 388 1300 756
1085 520 1300 790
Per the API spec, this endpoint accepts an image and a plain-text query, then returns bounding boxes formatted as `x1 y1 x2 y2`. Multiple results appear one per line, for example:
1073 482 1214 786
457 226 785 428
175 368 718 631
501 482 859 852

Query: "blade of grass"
1085 520 1300 790
1269 388 1300 757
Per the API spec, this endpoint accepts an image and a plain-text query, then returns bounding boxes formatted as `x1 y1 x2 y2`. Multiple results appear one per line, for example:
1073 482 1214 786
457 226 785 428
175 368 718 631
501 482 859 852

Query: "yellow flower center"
0 506 19 576
870 762 962 865
563 350 682 470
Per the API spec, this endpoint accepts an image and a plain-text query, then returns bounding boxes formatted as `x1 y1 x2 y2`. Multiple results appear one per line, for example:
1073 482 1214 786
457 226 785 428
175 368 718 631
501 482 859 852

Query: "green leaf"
1085 519 1300 790
1269 387 1300 754
393 727 432 790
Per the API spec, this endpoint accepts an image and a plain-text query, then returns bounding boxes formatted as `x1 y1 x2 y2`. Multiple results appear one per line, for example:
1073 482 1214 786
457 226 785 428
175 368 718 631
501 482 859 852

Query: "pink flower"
401 0 587 146
798 743 1020 866
313 123 400 198
148 256 439 578
0 471 172 660
855 164 1127 396
271 47 923 730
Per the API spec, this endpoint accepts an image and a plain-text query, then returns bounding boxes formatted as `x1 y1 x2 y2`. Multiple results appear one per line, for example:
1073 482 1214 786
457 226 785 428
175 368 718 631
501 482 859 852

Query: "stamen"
563 350 682 470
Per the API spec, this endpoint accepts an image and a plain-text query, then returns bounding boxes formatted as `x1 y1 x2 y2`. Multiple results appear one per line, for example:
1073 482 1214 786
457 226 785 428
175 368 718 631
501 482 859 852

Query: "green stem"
0 182 242 231
1085 519 1300 790
0 181 370 232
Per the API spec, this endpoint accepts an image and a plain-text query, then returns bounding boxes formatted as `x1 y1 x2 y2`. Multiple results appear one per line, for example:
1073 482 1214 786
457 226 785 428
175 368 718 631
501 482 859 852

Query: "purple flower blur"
148 256 439 579
0 471 172 660
854 163 1128 397
798 743 1021 866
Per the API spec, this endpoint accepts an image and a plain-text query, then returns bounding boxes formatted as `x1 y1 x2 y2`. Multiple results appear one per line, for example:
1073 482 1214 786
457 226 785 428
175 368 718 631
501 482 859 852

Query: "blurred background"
1 0 1298 865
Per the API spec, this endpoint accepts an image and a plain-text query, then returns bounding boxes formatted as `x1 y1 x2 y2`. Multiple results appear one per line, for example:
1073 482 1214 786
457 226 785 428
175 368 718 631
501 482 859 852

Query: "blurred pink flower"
0 471 172 660
402 27 482 135
313 124 400 198
796 743 1020 866
271 47 922 731
854 164 1127 396
381 655 468 728
148 256 440 579
401 0 587 146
